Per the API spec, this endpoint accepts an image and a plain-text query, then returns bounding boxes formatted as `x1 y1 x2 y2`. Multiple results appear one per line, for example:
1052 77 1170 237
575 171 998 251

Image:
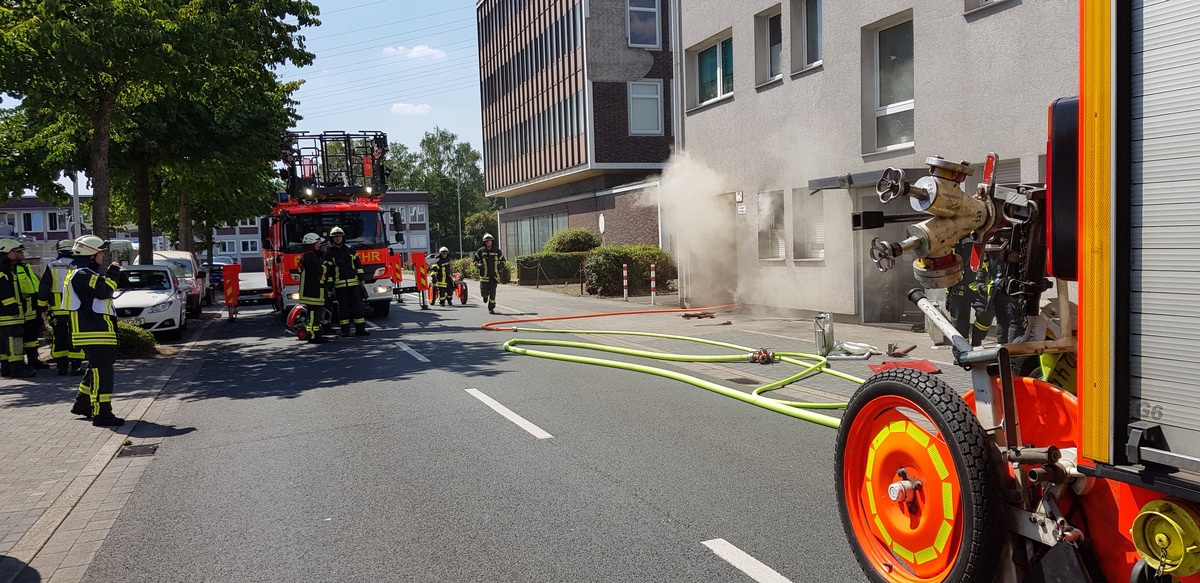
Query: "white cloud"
390 102 433 116
381 44 447 60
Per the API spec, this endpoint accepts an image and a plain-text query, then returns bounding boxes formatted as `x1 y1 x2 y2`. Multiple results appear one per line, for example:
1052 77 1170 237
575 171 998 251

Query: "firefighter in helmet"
13 243 47 372
298 232 330 343
0 239 35 378
65 236 124 426
430 246 454 306
473 233 505 314
326 226 369 337
38 239 85 375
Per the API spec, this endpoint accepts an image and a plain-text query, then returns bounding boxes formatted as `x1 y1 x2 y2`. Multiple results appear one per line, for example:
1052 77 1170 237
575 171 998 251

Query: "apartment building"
673 0 1077 321
477 0 673 257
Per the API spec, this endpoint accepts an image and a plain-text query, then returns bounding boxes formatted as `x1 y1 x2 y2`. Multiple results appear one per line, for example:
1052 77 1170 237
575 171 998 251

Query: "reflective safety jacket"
298 248 328 306
15 263 40 321
472 245 505 282
0 260 24 328
64 259 119 346
326 244 364 288
37 256 74 316
431 255 453 286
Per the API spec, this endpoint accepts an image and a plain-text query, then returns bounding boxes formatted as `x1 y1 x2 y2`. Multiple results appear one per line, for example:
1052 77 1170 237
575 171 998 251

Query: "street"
5 285 972 583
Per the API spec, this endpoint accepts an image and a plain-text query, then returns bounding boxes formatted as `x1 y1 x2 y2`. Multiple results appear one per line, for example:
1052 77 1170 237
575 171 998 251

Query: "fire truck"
836 3 1200 582
263 131 403 317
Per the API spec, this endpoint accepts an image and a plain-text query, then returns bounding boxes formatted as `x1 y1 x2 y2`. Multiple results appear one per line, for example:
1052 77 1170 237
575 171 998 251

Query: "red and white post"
622 263 629 301
650 263 657 305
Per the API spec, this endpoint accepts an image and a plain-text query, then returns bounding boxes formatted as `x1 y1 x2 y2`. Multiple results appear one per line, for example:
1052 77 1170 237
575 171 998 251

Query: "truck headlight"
374 286 389 294
289 292 300 300
148 301 173 314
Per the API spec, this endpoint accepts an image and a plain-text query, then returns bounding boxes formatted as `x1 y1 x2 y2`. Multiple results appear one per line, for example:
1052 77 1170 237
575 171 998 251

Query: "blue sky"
283 0 484 154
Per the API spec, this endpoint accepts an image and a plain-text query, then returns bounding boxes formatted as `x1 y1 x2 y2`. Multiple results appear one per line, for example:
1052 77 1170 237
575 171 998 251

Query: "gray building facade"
671 0 1077 320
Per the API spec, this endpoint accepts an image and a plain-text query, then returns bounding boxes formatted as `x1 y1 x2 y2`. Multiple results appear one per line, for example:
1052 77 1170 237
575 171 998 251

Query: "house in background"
477 0 673 257
379 191 431 262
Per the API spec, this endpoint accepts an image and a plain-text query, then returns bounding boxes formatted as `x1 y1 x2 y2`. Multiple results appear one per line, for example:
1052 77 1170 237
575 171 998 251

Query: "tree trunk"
134 153 153 265
88 98 115 239
177 190 193 252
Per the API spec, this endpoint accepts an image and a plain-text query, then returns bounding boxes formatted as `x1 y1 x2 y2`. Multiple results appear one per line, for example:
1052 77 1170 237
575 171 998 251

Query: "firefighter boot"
91 403 125 427
340 324 352 338
57 357 68 376
71 393 92 418
308 334 328 344
27 349 49 369
69 359 85 376
355 323 370 337
8 361 36 378
0 361 8 377
970 322 990 347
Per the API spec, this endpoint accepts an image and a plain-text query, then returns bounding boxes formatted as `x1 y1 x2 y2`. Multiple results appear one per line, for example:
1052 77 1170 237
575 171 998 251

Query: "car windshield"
118 271 171 291
282 211 386 253
155 259 193 280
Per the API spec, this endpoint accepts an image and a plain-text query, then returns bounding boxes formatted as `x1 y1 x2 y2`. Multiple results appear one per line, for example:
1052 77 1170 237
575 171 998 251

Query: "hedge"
544 228 600 253
513 252 589 285
453 257 513 283
117 321 159 359
584 245 677 296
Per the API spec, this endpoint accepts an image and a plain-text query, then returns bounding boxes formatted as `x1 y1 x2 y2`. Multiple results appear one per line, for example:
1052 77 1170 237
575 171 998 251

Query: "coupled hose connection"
501 327 862 429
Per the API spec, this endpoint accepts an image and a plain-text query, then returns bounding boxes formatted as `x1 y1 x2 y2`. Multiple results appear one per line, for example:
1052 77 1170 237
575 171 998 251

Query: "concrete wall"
676 0 1078 320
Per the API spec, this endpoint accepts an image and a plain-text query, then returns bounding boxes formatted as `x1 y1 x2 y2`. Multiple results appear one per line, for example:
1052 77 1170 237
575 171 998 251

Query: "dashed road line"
702 538 791 583
393 341 430 362
465 389 553 439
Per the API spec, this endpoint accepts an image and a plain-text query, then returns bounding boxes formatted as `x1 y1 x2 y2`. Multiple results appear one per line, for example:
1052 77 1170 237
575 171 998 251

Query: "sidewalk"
0 318 211 583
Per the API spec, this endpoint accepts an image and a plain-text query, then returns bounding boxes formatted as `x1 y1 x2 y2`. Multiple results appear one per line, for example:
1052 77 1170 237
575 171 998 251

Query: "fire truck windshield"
283 211 387 252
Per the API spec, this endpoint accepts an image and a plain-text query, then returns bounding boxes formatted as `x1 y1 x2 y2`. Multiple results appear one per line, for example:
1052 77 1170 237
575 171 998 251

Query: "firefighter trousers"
81 345 117 418
50 315 84 369
334 287 365 326
480 280 498 311
1 326 21 369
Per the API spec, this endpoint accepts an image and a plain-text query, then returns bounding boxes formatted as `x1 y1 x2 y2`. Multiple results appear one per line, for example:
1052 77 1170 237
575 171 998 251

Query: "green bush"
544 228 600 253
514 252 589 285
117 321 158 359
584 245 677 296
453 257 513 283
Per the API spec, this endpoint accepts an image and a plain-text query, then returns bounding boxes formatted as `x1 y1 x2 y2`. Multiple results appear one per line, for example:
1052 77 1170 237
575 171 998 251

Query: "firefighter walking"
65 236 124 426
299 232 330 344
430 247 454 306
38 240 85 375
326 226 369 337
14 245 48 371
473 233 505 315
0 240 35 378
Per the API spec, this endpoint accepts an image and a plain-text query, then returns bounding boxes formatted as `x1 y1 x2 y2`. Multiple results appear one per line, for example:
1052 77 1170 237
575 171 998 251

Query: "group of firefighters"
295 230 506 343
0 235 128 427
945 238 1025 346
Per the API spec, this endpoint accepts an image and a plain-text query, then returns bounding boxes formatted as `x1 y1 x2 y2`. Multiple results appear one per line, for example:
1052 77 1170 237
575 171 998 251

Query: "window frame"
692 34 734 107
873 17 915 151
409 206 427 224
48 212 67 232
241 240 259 253
628 79 665 136
626 0 661 49
757 190 787 261
791 0 822 72
21 212 42 233
792 189 825 261
756 7 784 84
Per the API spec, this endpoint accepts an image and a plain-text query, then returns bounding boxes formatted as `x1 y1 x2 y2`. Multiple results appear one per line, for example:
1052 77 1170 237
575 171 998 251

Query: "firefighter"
0 239 35 378
65 236 124 426
14 245 48 371
473 233 505 315
430 247 454 306
38 239 85 376
298 232 330 344
972 249 1026 344
946 239 992 346
326 226 369 337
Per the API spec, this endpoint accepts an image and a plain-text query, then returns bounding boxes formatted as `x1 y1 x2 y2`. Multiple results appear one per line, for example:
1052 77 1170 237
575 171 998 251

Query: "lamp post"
70 171 83 238
456 175 463 258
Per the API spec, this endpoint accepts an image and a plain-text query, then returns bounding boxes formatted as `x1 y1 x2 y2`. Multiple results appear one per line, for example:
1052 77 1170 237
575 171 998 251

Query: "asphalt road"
81 291 863 582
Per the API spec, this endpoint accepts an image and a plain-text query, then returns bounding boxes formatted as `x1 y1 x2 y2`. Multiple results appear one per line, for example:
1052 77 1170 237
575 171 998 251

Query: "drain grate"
726 377 761 385
116 444 159 458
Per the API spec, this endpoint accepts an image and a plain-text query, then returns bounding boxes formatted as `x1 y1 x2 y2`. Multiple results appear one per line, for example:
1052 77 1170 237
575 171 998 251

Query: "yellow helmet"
0 239 25 254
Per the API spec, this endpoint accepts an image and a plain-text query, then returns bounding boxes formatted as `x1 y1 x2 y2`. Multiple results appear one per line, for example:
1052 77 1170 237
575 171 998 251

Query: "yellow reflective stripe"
942 482 955 520
935 520 953 553
1 297 15 306
927 445 949 480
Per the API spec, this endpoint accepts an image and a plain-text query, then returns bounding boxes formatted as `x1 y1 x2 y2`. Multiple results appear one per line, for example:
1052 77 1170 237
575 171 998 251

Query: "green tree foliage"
463 209 498 253
544 228 600 253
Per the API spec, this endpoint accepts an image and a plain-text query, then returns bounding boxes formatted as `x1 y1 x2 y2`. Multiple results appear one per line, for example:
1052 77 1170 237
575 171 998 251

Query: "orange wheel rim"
844 395 963 582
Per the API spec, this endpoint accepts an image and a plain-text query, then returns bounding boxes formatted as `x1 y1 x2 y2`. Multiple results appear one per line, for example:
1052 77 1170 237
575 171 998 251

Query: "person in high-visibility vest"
0 240 34 378
298 233 330 344
473 233 505 314
325 226 368 337
430 247 454 306
13 245 47 371
64 236 124 426
37 239 85 376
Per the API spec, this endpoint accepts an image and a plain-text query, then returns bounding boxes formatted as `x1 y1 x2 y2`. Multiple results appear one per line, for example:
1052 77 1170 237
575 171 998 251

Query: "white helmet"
302 232 325 245
329 226 345 237
0 239 25 254
56 239 75 253
439 246 449 253
72 235 108 256
482 233 494 241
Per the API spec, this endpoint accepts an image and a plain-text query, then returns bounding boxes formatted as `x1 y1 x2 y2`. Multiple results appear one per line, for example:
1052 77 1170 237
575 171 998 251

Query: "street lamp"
456 174 463 258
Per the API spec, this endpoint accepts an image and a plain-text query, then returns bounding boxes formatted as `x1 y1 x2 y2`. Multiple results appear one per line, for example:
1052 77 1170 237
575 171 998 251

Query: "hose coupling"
749 349 776 364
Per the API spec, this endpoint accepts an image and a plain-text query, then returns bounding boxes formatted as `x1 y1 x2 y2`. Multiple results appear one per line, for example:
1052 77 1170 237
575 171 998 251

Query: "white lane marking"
393 341 430 362
702 539 792 583
466 389 554 439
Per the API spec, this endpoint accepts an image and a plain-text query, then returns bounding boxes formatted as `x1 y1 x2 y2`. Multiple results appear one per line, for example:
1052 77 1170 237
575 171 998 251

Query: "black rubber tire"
458 282 468 305
834 368 1004 583
371 301 390 318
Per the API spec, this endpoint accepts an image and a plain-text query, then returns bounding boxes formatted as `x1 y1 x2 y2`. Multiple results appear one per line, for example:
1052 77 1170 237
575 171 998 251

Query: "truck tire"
371 301 390 318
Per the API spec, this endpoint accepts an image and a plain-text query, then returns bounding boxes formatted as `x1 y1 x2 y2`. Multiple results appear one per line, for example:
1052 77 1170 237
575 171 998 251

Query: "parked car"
113 265 188 341
134 250 207 317
205 256 237 292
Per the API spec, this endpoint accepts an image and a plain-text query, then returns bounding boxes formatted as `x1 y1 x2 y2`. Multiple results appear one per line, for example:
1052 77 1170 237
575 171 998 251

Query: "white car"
113 265 189 341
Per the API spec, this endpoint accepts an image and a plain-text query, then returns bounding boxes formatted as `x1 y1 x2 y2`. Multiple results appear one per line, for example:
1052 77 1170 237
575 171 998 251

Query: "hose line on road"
487 311 861 428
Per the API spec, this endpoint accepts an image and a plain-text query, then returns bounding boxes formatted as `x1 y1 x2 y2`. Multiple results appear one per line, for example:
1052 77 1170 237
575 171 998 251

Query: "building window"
627 0 660 49
792 190 824 260
790 0 822 72
964 0 1002 13
757 191 786 260
695 35 734 105
241 240 259 253
215 241 235 254
48 212 67 232
409 206 426 224
628 80 664 135
756 8 783 83
237 218 255 227
21 212 42 233
873 18 914 150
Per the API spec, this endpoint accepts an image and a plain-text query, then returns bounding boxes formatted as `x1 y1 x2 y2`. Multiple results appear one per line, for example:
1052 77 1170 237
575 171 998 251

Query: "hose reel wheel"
1131 498 1200 576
